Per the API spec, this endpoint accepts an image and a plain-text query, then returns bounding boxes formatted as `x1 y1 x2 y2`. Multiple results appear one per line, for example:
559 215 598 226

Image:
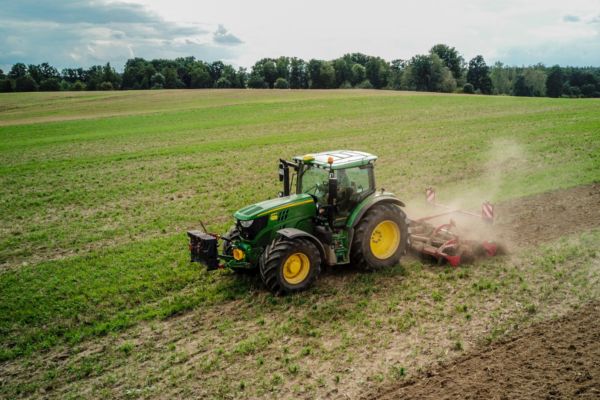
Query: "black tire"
351 203 408 271
259 237 321 295
222 226 257 274
222 226 240 256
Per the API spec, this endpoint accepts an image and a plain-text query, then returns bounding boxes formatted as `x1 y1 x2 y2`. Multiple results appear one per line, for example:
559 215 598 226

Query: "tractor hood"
234 194 315 221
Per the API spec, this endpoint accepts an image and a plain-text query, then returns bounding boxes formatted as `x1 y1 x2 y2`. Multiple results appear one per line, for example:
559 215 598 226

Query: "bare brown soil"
493 183 600 250
371 301 600 400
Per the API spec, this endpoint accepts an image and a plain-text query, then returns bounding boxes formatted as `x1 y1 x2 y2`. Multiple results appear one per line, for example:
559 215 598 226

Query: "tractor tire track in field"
369 300 600 400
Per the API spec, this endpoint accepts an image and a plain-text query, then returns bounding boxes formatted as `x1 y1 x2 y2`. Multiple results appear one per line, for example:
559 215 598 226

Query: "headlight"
240 219 254 228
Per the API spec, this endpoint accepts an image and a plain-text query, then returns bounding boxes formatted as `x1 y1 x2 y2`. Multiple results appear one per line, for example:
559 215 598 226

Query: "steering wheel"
315 181 329 193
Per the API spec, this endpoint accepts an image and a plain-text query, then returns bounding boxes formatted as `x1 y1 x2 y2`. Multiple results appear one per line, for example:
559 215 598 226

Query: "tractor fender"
347 196 406 228
276 228 335 266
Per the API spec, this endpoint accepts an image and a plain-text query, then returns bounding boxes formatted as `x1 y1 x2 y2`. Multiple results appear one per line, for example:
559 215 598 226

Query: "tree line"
1 44 599 98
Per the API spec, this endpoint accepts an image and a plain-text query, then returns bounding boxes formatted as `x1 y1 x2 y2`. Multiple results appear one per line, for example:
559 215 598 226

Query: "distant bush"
339 81 352 89
462 83 475 94
355 80 374 89
72 81 84 91
151 73 165 87
39 78 62 92
215 77 231 88
151 83 163 90
100 82 114 91
247 75 267 89
60 80 71 91
15 75 38 92
274 78 290 89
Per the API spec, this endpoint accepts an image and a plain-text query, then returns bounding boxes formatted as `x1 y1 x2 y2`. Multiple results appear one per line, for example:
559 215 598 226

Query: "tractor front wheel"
259 237 321 295
351 203 408 271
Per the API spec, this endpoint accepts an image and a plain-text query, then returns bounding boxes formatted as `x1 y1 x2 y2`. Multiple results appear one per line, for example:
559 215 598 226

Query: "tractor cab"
291 151 377 227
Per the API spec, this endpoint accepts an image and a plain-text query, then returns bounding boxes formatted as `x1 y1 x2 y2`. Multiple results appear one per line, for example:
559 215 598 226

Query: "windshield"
298 165 330 201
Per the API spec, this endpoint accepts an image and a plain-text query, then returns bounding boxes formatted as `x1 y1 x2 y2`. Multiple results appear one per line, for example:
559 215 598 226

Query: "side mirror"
277 191 284 198
278 163 284 182
328 177 338 206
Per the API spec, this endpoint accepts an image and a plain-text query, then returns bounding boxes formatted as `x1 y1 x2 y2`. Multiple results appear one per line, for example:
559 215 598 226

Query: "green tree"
0 79 14 92
0 68 5 80
512 75 533 96
562 82 573 97
275 57 290 82
351 64 366 86
164 67 178 89
190 67 211 89
247 75 267 89
60 80 71 91
100 81 114 91
490 62 511 95
388 59 405 90
320 62 337 89
580 84 598 97
546 66 565 98
140 77 149 90
523 68 547 96
8 63 27 79
261 61 278 88
151 73 165 87
289 58 307 89
214 77 231 88
151 83 163 90
72 81 84 91
466 56 493 94
101 63 121 89
15 75 38 92
333 59 351 88
274 78 290 89
307 59 325 89
401 54 453 92
365 57 390 89
429 44 463 79
39 78 61 91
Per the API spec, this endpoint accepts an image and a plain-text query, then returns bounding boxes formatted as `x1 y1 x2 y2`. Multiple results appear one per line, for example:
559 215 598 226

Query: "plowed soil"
493 183 600 250
372 301 600 400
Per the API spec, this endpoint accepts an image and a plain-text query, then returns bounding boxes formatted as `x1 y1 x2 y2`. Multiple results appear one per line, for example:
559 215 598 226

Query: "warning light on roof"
328 157 333 163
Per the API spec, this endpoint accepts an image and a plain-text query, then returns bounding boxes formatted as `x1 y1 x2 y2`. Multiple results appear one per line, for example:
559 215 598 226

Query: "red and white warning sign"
482 202 494 221
426 188 436 205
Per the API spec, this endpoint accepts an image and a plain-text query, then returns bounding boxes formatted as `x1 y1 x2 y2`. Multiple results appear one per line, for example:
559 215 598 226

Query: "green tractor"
188 150 409 294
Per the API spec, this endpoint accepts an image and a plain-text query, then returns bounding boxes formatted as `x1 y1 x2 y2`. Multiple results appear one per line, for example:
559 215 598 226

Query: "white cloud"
527 26 598 39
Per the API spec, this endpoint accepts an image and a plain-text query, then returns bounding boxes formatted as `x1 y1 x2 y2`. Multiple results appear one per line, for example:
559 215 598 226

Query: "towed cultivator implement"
409 188 500 266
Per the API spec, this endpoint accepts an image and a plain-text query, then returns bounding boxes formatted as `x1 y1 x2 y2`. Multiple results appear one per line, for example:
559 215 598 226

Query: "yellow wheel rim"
370 220 401 259
283 253 310 284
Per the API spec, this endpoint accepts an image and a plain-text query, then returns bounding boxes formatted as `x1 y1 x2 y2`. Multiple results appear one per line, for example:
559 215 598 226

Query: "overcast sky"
1 0 599 72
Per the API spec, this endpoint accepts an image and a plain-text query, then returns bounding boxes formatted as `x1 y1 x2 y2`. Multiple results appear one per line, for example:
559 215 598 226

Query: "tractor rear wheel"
259 237 321 295
222 226 257 274
351 203 408 271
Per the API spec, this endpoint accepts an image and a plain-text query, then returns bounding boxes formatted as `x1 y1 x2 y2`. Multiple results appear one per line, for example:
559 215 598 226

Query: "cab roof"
292 150 377 170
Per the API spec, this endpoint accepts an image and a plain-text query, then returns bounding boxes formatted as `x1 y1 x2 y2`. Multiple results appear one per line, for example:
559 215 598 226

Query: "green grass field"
0 89 599 398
